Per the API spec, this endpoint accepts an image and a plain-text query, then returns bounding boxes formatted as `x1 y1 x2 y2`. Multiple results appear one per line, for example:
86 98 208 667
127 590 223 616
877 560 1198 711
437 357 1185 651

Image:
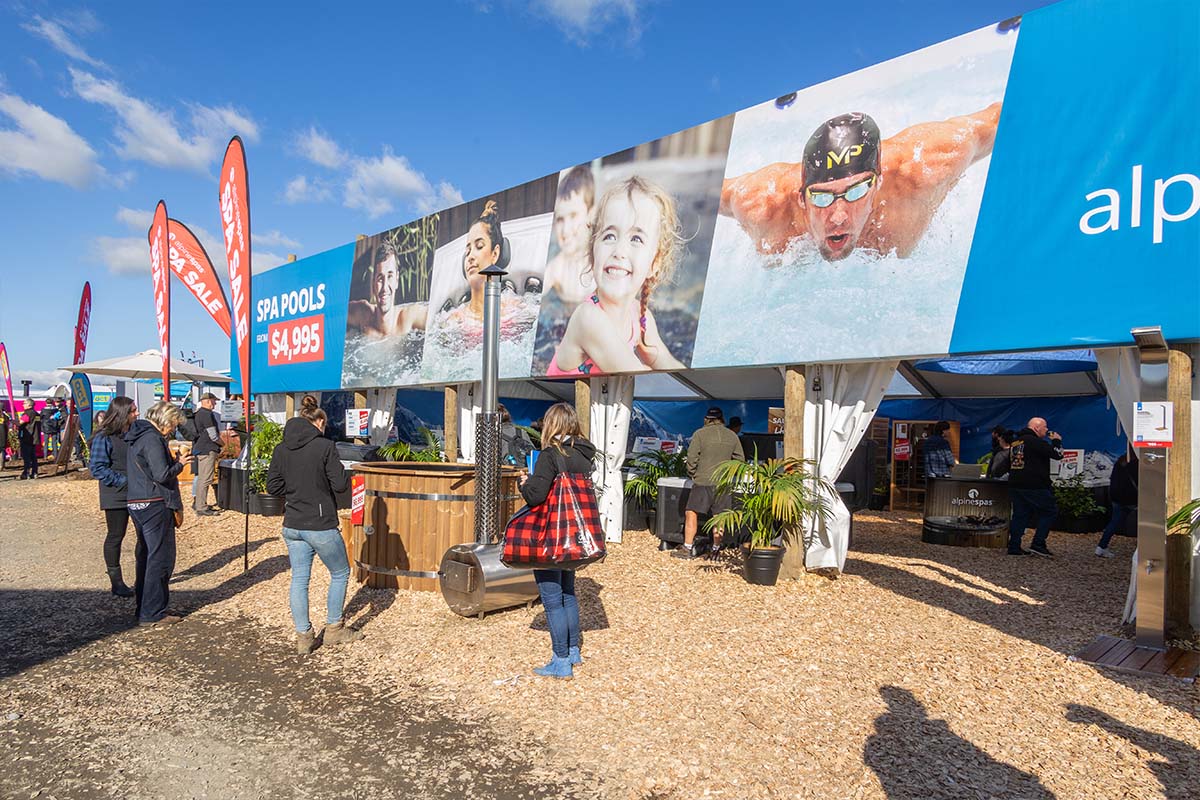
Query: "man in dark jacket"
1096 454 1138 557
191 392 222 515
1006 417 1064 557
677 407 745 559
18 400 40 479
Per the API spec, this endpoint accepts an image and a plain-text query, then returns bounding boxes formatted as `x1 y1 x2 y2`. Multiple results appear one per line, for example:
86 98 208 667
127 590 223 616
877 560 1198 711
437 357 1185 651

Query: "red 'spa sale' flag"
219 137 251 425
148 200 171 397
73 282 91 366
168 218 232 338
0 342 16 420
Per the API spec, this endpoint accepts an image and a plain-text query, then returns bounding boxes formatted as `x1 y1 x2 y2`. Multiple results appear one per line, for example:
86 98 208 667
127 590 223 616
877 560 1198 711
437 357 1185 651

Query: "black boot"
107 568 135 598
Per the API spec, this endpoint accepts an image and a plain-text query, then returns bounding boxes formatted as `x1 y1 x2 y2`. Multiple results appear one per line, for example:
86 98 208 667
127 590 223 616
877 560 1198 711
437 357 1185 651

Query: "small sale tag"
350 475 366 525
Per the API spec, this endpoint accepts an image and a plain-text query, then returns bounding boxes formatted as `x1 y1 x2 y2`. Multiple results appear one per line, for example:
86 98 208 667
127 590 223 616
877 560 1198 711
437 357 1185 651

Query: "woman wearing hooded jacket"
518 402 598 679
125 401 186 627
266 395 359 656
89 397 137 597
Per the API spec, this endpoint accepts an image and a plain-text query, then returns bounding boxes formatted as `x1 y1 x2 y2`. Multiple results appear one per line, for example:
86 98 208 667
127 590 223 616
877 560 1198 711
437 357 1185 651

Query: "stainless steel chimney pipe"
474 261 507 545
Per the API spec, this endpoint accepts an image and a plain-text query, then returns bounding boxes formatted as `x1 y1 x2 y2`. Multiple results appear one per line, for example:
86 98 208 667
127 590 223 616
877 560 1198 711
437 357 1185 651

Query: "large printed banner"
73 282 91 366
70 372 93 441
220 137 252 422
148 201 171 394
247 0 1200 395
0 342 15 418
168 219 232 338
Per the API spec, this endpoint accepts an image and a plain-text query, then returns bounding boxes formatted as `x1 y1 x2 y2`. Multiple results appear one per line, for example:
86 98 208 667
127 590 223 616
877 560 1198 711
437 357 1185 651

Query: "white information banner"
345 408 370 438
1132 401 1173 448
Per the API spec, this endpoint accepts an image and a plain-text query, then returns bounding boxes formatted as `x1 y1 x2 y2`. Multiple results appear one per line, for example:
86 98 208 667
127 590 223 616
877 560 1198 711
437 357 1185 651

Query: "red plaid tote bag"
501 448 606 570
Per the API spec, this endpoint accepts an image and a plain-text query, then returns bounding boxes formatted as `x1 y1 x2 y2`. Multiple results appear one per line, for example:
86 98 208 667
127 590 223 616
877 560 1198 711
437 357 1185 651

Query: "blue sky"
0 0 1049 389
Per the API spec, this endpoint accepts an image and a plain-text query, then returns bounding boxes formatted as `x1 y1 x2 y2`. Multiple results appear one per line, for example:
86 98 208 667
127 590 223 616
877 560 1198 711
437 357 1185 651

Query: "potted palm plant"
248 415 285 516
706 457 832 586
377 427 444 462
623 448 688 530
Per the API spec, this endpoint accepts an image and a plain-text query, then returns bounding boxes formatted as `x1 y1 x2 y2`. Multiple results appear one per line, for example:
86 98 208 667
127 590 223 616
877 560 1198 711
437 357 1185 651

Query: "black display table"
922 477 1011 548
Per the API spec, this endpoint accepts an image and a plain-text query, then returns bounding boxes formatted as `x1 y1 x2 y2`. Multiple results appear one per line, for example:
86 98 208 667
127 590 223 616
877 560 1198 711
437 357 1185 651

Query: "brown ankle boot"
323 621 362 646
296 630 316 656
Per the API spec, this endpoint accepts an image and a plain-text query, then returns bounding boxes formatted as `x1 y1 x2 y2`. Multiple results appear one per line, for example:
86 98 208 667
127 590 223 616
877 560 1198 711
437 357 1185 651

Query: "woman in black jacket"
125 401 185 627
266 395 358 656
519 402 597 680
89 397 137 597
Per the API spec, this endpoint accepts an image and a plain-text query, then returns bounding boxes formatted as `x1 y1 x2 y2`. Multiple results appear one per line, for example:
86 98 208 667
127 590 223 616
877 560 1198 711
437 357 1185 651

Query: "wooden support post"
444 385 459 462
1166 348 1194 637
780 365 807 580
575 379 591 439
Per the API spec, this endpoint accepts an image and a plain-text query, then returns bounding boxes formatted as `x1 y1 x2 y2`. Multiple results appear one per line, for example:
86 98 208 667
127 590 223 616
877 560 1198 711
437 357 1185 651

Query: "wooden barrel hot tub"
921 477 1012 548
347 463 522 591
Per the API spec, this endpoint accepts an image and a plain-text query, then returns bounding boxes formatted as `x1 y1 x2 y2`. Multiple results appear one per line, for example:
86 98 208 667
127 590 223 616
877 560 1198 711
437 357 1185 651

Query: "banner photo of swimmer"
341 215 440 389
531 116 734 377
419 174 558 383
690 23 1019 370
251 244 353 394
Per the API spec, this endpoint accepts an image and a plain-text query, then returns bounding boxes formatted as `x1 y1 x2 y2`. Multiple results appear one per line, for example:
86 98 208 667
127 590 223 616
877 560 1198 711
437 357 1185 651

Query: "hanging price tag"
267 314 325 366
350 475 366 525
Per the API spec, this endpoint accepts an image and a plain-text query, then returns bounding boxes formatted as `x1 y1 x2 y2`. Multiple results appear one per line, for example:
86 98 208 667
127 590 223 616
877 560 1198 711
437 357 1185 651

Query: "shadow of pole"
864 685 1056 799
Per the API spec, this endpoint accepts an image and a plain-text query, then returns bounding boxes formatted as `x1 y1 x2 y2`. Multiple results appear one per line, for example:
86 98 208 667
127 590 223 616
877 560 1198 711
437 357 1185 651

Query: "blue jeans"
1008 488 1057 553
129 501 177 622
534 569 580 659
282 527 350 633
1099 503 1135 550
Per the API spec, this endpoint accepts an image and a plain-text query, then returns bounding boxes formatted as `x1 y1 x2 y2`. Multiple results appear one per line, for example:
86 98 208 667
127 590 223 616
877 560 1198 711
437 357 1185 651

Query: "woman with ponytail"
89 396 138 597
265 395 359 655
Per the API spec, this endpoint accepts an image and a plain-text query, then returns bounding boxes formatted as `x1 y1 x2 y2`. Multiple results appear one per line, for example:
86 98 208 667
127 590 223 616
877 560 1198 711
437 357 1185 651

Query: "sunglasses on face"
805 175 876 209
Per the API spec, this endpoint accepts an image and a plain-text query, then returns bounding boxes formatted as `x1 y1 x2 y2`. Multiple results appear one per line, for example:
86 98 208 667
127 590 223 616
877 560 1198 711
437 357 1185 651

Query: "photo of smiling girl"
546 177 685 376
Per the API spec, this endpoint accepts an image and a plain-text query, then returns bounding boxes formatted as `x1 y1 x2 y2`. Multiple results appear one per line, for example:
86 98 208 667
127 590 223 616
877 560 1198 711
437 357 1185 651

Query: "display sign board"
219 399 253 423
1133 402 1173 448
632 436 662 454
350 474 366 525
894 440 911 461
1052 448 1084 479
767 407 785 435
345 408 370 438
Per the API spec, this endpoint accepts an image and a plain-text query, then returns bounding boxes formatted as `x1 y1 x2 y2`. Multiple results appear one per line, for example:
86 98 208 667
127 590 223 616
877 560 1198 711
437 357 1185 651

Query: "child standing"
547 176 686 376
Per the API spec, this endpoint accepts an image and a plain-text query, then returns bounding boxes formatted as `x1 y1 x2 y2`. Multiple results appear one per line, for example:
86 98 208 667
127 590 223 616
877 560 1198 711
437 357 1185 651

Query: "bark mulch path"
3 475 1199 799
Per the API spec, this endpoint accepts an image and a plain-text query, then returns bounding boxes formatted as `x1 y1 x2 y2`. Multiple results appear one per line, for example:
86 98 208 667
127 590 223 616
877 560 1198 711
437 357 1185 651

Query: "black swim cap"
802 113 881 187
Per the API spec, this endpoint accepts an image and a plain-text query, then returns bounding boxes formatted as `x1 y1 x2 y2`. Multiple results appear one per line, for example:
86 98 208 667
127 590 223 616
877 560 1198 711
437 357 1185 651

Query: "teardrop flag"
168 219 232 338
73 282 91 366
148 200 171 397
0 342 16 420
220 137 252 427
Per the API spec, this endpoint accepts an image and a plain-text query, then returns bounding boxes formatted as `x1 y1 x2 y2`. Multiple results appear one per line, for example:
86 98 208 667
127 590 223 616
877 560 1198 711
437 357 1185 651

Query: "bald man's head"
1027 417 1048 436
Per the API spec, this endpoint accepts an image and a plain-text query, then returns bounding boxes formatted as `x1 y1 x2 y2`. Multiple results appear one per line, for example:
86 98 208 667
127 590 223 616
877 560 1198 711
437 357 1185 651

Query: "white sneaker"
1095 546 1115 558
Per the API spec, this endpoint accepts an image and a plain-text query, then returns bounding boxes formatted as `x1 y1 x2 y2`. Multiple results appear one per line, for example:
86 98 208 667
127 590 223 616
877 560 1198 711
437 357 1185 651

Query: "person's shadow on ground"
344 584 396 630
864 685 1055 799
1065 703 1199 798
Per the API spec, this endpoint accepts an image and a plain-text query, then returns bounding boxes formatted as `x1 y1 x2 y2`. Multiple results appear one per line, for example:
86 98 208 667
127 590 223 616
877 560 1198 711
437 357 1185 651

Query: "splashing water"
421 290 542 382
341 329 426 388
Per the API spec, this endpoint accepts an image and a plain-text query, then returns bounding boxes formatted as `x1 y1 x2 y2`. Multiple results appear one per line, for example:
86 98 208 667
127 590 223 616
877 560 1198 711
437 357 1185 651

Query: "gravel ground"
2 471 1199 799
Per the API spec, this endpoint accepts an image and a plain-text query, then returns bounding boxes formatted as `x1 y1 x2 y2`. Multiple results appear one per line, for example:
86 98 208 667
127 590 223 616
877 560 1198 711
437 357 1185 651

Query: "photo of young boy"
542 165 596 309
530 116 734 377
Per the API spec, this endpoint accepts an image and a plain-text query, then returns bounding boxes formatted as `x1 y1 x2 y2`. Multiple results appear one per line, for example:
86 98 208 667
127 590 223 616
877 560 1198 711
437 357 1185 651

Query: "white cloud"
252 230 301 250
532 0 644 42
294 126 347 168
253 251 288 275
101 207 224 275
282 174 331 204
12 369 72 390
115 206 152 230
0 91 105 188
22 14 108 70
70 68 259 173
92 235 148 274
344 148 463 220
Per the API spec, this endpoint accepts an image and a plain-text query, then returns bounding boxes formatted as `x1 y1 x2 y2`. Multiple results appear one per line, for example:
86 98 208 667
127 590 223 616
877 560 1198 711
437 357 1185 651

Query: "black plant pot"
868 492 888 511
249 492 285 517
742 546 785 586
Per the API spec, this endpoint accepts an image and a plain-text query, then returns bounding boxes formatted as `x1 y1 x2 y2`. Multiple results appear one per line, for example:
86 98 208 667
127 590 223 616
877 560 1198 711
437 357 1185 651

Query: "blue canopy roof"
913 350 1097 376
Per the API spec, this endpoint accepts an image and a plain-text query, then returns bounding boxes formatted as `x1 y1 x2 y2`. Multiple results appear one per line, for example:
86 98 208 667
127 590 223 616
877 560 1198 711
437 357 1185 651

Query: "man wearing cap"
719 103 1001 260
192 393 222 516
676 407 744 560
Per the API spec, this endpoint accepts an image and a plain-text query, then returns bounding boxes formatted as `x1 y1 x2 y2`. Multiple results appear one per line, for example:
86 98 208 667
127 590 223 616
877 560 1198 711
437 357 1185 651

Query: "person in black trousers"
18 399 40 479
89 397 138 597
125 401 185 626
1007 417 1064 557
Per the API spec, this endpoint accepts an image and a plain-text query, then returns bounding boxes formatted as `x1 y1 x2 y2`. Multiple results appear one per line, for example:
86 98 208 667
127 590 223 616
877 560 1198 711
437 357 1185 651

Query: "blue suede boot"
533 656 574 679
568 646 582 667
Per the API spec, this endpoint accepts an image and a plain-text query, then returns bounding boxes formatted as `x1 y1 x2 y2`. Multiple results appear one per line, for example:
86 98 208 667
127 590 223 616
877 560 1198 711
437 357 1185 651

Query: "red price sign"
268 314 324 365
350 475 366 525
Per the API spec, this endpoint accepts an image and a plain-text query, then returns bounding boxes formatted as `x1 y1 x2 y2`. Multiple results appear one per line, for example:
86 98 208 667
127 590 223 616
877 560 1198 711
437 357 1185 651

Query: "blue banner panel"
952 0 1200 352
70 372 93 441
248 245 354 393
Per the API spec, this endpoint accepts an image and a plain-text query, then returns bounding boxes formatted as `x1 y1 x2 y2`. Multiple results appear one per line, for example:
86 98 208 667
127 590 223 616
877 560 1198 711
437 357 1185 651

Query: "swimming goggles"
804 175 876 208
